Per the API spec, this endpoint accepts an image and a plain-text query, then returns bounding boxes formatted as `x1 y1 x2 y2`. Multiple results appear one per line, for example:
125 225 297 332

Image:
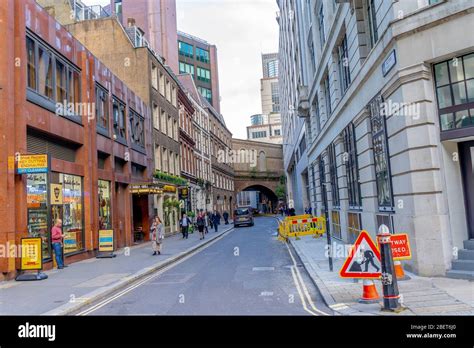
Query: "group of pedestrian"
278 205 296 217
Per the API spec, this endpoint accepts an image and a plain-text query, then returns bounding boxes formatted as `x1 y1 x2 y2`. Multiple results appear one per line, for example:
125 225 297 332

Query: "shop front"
130 183 161 243
26 172 85 263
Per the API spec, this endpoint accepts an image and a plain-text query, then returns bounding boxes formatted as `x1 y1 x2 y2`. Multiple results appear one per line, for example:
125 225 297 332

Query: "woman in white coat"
151 216 164 255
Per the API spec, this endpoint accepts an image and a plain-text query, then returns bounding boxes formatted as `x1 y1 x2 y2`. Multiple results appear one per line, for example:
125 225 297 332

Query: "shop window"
331 210 342 239
27 173 50 259
347 212 362 244
98 180 112 230
60 173 84 255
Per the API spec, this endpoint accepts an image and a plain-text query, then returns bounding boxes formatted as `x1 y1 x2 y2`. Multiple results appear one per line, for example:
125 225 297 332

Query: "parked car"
233 207 254 227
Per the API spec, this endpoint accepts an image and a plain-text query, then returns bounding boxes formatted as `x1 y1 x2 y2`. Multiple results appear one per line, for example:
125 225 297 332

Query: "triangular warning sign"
339 230 381 279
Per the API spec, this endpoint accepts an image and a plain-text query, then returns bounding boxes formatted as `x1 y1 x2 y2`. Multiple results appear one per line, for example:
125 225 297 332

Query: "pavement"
74 216 331 315
289 232 474 315
0 223 235 315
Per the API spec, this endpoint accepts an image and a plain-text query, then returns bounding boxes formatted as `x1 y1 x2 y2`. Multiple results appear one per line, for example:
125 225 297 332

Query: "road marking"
285 243 330 316
76 228 234 316
290 266 318 316
252 267 275 271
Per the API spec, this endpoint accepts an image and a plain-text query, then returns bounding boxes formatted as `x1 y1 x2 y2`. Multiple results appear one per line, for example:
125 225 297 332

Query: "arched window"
258 151 267 172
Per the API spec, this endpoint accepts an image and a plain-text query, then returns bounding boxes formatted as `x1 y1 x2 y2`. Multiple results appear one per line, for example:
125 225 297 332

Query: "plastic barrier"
278 215 326 241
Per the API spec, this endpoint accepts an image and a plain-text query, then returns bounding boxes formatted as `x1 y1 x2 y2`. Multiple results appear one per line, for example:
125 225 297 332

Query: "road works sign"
339 230 382 279
389 233 412 260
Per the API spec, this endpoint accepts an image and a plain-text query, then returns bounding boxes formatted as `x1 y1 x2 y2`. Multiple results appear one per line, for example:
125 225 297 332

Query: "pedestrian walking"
197 212 206 240
151 216 164 255
212 211 221 232
51 219 66 269
180 213 191 239
223 211 229 225
204 211 209 234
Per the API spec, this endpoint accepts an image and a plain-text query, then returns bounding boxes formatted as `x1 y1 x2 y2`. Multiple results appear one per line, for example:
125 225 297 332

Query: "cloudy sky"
83 0 280 139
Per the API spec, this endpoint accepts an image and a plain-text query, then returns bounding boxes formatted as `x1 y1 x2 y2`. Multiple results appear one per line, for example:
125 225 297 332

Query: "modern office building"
178 31 221 113
246 114 282 144
278 0 474 278
0 0 154 279
277 0 310 215
262 52 279 78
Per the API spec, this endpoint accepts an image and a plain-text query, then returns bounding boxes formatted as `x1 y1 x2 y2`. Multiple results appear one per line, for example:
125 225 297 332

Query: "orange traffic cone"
394 260 410 280
359 279 380 304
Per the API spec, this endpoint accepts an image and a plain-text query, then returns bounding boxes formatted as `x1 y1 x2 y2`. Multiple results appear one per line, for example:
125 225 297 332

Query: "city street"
76 217 332 316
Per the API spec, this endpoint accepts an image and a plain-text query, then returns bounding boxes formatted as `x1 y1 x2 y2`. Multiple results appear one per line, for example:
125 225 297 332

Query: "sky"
82 0 280 139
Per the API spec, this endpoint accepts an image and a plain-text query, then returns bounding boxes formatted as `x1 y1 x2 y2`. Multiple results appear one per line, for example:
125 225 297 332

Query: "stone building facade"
278 0 474 278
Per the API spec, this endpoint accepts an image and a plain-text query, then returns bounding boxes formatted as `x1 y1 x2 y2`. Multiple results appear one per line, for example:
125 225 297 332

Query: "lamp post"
322 182 333 272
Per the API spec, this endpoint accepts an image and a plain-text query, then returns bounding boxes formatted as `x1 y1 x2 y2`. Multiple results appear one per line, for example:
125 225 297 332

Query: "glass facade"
196 47 210 63
98 180 112 230
60 174 84 254
27 173 50 259
178 41 194 58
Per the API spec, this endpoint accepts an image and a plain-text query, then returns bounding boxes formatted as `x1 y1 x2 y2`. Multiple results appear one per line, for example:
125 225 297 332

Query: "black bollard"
377 224 401 311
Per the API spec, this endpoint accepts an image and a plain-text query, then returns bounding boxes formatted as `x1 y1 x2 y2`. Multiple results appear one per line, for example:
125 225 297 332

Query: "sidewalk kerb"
42 226 234 316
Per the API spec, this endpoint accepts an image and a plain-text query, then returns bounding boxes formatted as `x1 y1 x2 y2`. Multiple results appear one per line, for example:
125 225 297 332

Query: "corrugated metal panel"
27 132 76 162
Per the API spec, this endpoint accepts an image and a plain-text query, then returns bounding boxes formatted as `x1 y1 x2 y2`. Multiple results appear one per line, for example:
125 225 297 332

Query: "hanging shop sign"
19 237 43 271
99 230 114 252
17 154 48 174
50 184 63 205
163 185 176 193
179 187 189 199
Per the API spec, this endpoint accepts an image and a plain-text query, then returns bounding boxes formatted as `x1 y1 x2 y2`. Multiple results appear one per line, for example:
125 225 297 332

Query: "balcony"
69 0 110 21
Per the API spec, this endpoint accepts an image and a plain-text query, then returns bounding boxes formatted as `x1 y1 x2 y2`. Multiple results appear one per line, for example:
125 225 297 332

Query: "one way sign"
339 231 382 279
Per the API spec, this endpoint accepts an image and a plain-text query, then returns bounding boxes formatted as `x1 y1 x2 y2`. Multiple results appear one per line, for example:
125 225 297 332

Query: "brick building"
0 0 153 279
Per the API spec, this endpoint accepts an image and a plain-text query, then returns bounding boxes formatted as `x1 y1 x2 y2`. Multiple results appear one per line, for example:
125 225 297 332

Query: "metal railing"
69 0 111 21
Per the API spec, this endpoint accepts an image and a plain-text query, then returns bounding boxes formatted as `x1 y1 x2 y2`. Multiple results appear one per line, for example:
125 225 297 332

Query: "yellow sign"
99 230 114 252
163 185 176 193
17 154 48 174
50 184 63 205
130 184 163 194
63 233 77 253
20 237 43 271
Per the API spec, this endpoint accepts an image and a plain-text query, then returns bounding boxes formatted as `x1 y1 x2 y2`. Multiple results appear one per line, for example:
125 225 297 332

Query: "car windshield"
235 208 249 216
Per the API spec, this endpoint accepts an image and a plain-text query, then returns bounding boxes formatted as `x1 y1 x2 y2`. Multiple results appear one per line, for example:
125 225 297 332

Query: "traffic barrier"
359 279 380 304
278 215 326 241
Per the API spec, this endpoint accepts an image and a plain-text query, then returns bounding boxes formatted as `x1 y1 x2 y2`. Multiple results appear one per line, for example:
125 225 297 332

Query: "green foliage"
154 170 188 186
275 183 287 200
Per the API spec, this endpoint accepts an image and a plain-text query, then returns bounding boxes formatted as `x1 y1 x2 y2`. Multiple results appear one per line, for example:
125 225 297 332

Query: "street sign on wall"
340 231 382 279
389 233 412 260
17 154 48 174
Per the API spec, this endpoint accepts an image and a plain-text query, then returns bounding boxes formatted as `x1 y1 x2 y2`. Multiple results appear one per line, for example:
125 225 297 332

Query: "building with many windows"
0 0 154 279
278 0 474 278
178 31 221 112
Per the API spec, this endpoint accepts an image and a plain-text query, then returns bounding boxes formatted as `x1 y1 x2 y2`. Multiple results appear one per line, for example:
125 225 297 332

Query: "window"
98 180 112 230
155 145 161 171
258 151 266 172
178 41 194 58
26 36 36 90
166 80 171 102
324 74 332 116
197 67 211 83
376 214 394 233
319 157 327 212
196 47 210 63
26 173 49 258
38 45 53 100
369 95 393 210
160 109 167 134
434 53 474 131
274 129 281 136
167 115 172 138
328 143 339 207
198 86 212 103
151 64 158 90
338 34 351 94
152 103 159 130
252 131 267 139
367 0 378 48
271 82 280 112
27 34 82 116
347 212 362 244
112 97 126 142
299 136 306 154
343 123 361 208
179 61 195 75
172 86 177 107
159 72 165 96
163 148 168 172
174 120 178 140
319 4 325 48
60 173 84 255
170 151 175 174
96 84 109 132
129 108 145 148
331 211 342 239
